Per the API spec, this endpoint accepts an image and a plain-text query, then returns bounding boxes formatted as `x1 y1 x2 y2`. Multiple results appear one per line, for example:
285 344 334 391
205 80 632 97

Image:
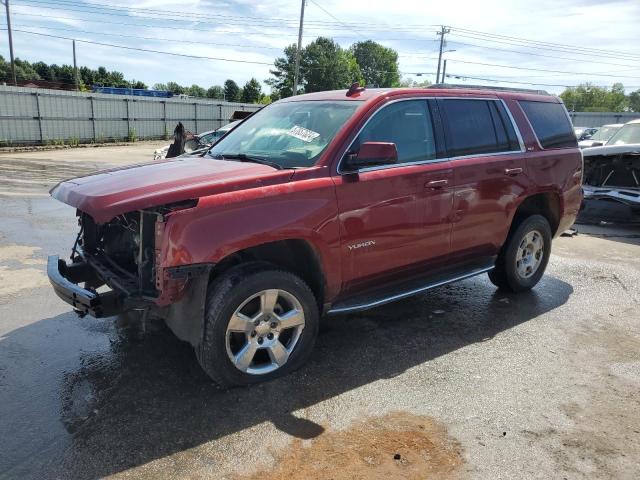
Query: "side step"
327 259 495 315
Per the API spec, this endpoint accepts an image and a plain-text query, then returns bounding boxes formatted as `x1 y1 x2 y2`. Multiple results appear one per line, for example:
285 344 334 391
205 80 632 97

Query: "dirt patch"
239 412 463 480
0 245 48 296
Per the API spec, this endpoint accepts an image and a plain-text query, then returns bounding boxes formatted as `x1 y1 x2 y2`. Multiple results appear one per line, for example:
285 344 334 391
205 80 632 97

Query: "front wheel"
489 214 552 292
196 263 319 387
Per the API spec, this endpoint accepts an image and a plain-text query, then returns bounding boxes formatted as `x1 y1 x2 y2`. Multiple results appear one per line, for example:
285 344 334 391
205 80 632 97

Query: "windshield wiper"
211 153 283 170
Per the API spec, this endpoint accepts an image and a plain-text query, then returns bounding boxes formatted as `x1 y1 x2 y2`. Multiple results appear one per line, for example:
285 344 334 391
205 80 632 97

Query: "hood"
582 143 640 157
51 157 294 223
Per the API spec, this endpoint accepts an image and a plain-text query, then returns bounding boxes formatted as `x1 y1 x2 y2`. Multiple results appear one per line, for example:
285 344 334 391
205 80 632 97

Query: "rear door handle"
426 179 449 188
504 167 523 176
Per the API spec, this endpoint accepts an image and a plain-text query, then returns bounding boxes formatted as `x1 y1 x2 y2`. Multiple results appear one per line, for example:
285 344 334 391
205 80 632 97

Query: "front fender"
158 176 342 300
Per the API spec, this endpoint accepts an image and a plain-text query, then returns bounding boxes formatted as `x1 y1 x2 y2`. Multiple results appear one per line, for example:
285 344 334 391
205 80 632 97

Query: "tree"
560 83 629 112
301 37 362 93
630 90 640 112
186 84 206 97
241 78 262 103
153 83 168 91
224 79 240 102
166 82 185 95
398 77 431 88
206 85 225 99
266 44 299 98
131 80 147 89
350 40 400 88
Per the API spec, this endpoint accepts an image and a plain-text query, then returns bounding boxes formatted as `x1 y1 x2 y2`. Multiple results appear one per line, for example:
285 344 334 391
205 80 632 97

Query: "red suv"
48 85 583 386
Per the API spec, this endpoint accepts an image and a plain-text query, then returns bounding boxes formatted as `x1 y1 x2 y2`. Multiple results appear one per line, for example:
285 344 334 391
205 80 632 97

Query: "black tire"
489 214 552 293
196 262 319 387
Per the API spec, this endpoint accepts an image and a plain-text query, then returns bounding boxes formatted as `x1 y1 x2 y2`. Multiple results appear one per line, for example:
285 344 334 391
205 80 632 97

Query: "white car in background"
153 120 242 160
579 123 624 148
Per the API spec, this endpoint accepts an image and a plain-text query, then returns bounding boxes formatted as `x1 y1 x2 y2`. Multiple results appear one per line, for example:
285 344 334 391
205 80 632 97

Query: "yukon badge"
348 240 376 251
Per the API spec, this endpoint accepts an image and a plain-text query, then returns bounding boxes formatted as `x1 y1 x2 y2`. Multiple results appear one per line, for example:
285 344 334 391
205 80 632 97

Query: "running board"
327 261 495 315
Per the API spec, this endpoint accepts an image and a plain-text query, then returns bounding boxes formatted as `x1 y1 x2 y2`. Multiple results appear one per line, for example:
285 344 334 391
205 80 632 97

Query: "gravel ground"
0 145 639 480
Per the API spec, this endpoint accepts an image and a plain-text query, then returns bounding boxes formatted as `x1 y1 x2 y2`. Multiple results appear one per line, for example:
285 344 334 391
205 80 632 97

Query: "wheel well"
513 193 561 235
210 240 325 307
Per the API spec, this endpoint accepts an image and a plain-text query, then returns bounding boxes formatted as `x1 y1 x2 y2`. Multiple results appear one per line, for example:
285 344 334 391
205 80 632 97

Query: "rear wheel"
489 214 552 292
196 263 319 387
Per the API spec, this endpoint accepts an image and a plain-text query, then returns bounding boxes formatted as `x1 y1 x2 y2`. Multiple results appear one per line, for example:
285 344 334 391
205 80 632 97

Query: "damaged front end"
47 201 210 325
580 146 640 224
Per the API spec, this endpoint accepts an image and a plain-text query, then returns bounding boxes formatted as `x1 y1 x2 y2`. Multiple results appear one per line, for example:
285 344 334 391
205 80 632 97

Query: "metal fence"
568 111 640 127
0 85 261 145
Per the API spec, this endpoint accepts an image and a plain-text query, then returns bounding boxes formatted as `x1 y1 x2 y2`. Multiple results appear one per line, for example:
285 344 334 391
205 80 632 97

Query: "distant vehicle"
92 86 173 98
48 84 582 387
604 119 640 146
579 124 624 148
153 120 242 160
574 126 598 141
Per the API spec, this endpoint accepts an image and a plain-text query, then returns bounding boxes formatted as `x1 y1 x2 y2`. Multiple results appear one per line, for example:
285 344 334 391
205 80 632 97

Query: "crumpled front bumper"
47 255 124 317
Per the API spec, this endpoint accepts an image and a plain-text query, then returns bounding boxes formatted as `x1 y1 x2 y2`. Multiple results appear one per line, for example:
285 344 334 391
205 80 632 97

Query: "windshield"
607 123 640 145
207 100 362 168
590 125 620 142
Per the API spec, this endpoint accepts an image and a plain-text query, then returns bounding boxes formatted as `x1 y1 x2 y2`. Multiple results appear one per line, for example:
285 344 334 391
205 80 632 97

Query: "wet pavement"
1 146 639 479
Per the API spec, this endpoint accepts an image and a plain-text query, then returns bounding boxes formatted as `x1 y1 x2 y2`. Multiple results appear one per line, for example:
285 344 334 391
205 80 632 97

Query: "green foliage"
166 82 185 95
241 78 262 103
224 79 240 102
560 83 630 112
68 136 80 146
350 40 400 88
128 128 137 142
185 84 207 97
398 77 432 88
266 44 299 98
630 90 640 113
302 37 362 93
206 85 225 99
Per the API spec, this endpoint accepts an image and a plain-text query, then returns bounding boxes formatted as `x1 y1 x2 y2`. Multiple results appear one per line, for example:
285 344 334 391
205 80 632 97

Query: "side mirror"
344 142 398 170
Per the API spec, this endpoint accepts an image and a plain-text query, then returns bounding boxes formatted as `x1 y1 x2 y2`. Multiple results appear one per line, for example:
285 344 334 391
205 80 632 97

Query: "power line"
443 40 640 70
448 26 640 61
1 28 415 76
1 28 275 65
18 0 444 32
10 23 287 51
447 59 640 80
11 11 440 40
445 73 640 89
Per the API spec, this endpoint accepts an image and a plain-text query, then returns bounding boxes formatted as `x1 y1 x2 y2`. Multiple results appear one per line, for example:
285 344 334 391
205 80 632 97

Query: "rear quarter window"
519 100 577 149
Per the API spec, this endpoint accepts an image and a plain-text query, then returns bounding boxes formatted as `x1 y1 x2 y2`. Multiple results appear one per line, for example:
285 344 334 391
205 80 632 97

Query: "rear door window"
351 100 437 164
519 100 577 149
439 99 517 157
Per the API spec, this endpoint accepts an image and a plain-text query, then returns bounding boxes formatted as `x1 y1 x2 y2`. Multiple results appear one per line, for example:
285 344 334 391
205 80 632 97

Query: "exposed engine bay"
580 148 640 224
74 210 159 297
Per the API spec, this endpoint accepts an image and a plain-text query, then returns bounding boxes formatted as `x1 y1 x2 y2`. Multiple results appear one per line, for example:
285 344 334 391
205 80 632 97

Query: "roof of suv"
281 85 559 104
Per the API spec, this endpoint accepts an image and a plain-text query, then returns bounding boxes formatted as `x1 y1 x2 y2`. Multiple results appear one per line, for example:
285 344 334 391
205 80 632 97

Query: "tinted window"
440 99 515 157
351 100 436 163
519 100 577 149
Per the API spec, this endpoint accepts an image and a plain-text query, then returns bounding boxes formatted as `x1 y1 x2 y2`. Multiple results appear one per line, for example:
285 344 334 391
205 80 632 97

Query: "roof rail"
427 83 550 96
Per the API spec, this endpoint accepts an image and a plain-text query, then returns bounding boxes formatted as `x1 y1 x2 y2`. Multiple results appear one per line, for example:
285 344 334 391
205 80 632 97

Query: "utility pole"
72 40 79 91
442 59 447 84
436 25 450 84
2 0 17 85
292 0 305 96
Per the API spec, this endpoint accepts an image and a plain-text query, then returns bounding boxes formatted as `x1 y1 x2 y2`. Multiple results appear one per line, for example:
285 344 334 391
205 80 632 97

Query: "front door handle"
426 179 449 188
504 167 523 176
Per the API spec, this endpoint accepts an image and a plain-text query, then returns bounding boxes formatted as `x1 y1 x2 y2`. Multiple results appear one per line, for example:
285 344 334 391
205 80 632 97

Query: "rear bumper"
47 255 124 317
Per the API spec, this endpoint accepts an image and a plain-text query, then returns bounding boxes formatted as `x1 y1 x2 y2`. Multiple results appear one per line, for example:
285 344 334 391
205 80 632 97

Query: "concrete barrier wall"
568 111 640 127
0 86 261 145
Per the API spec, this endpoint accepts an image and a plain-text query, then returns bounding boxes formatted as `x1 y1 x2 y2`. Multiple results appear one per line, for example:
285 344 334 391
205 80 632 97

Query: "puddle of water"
239 412 463 480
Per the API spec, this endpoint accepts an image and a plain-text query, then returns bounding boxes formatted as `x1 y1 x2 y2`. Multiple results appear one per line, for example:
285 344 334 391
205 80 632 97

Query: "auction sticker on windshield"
287 125 320 143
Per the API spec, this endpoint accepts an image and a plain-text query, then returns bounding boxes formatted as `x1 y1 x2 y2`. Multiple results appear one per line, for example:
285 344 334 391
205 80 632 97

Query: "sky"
1 0 639 95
